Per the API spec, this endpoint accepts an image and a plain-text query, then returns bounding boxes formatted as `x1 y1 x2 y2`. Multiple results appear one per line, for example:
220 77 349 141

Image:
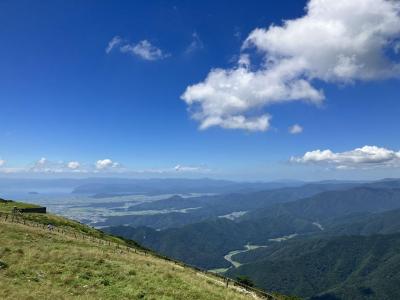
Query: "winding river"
209 233 299 273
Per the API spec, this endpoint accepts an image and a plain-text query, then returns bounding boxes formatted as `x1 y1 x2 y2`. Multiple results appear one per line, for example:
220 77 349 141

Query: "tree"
236 275 254 287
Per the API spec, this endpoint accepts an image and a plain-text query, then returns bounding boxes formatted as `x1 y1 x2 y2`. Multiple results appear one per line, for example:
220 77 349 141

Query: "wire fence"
0 211 278 300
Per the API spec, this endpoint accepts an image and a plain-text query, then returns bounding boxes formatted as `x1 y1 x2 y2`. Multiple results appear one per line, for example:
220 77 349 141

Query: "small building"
13 206 47 214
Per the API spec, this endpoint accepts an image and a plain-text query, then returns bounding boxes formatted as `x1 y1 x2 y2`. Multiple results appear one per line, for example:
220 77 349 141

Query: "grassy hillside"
0 200 284 300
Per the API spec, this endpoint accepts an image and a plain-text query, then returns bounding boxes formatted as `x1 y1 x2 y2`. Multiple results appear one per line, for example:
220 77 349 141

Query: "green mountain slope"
105 186 400 269
0 200 284 300
96 181 360 229
245 187 400 222
325 208 400 236
227 234 400 299
105 214 317 269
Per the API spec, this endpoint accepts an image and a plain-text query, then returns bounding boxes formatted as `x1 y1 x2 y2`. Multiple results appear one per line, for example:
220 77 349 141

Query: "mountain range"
104 179 400 299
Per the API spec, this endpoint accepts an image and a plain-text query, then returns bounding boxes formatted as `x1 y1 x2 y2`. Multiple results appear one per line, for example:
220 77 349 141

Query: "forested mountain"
106 184 400 267
105 215 318 269
326 208 400 236
244 187 400 222
104 179 400 299
130 182 361 212
227 233 400 299
99 181 361 229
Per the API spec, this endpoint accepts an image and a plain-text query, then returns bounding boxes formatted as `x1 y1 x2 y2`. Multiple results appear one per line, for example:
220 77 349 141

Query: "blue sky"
0 0 400 180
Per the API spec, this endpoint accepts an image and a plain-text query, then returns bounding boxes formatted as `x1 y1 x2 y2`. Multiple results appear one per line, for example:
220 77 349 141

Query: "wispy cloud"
105 36 122 54
174 164 209 172
233 26 242 40
185 32 204 54
120 40 169 61
181 0 400 131
136 164 211 174
106 36 169 61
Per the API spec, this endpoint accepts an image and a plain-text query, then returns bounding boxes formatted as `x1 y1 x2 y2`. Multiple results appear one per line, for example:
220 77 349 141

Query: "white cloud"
181 0 400 131
0 158 122 174
95 159 120 170
185 32 204 54
174 164 208 172
30 157 64 173
37 157 46 165
67 161 80 170
105 36 122 54
291 145 400 169
289 124 303 134
26 158 84 173
0 159 5 167
120 40 168 61
0 157 212 176
106 37 169 61
137 164 211 174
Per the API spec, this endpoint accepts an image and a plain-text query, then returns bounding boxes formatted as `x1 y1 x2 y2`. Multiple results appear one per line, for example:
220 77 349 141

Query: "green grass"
0 199 40 211
0 200 132 245
0 201 270 300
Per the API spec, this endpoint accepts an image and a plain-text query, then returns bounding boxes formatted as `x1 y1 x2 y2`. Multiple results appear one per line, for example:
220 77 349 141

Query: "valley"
103 178 400 299
3 178 400 299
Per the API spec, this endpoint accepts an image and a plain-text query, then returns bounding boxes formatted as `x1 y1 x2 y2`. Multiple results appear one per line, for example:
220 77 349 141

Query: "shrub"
100 278 110 286
236 275 254 287
0 260 8 270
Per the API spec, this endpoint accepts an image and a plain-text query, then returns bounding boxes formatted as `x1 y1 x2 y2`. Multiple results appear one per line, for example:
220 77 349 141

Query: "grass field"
0 200 287 300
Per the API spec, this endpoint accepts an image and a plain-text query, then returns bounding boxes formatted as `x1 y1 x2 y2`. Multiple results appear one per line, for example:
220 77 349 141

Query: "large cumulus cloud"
181 0 400 131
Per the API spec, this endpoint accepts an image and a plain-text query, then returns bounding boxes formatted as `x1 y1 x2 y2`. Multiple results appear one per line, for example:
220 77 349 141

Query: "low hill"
0 200 285 300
